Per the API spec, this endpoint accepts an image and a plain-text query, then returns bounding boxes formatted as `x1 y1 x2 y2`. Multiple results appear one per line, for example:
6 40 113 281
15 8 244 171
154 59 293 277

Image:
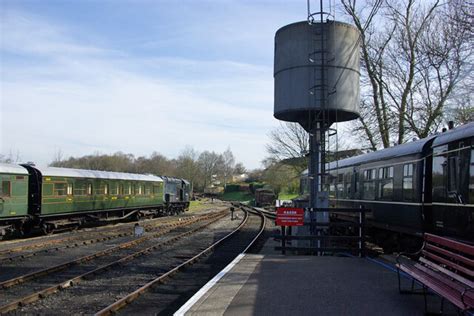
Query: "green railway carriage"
0 163 29 221
35 167 164 215
1 164 191 236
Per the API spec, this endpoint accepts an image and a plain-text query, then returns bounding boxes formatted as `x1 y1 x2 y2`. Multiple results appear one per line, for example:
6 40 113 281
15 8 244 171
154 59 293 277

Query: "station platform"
175 254 459 316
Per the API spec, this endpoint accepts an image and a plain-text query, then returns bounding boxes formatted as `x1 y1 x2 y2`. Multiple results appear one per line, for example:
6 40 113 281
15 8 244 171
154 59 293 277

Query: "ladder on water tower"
307 21 338 184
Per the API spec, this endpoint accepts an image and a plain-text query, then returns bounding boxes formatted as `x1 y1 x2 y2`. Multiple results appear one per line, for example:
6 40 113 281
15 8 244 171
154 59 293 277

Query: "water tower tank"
274 21 360 128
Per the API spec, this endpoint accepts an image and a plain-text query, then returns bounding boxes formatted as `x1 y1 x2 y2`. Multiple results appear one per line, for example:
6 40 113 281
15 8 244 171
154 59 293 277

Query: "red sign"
275 207 305 226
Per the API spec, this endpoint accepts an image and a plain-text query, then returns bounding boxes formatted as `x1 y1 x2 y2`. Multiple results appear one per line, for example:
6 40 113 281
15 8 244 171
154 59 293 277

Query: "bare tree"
221 147 235 189
51 148 64 166
197 151 223 189
341 0 473 148
0 150 21 163
175 146 201 189
234 162 246 175
265 122 309 173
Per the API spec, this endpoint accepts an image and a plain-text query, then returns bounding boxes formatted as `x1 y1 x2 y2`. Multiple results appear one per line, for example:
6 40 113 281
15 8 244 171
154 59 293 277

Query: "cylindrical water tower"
274 20 360 130
273 16 360 245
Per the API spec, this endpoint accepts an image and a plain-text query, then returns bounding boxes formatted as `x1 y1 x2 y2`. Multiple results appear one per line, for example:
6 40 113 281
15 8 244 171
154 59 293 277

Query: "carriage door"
0 178 4 215
0 177 11 215
470 148 474 205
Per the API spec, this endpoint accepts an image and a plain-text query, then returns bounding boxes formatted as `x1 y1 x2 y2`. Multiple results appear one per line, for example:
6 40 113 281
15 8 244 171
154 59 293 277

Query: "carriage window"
432 149 447 201
403 164 414 201
153 185 161 194
378 166 394 199
1 181 11 197
136 185 143 195
470 149 474 203
87 184 92 195
145 185 151 195
95 184 108 195
53 183 67 196
344 173 352 197
354 172 359 193
67 183 73 195
110 184 118 195
336 173 344 198
74 182 88 196
329 174 336 198
363 169 376 200
448 156 458 192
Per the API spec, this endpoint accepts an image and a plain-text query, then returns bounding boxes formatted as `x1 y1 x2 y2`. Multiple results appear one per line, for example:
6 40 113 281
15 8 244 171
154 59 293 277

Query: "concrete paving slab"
181 254 458 316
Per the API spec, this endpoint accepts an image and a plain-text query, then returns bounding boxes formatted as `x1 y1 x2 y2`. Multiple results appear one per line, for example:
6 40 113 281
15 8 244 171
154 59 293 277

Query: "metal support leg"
281 226 286 255
423 286 428 314
398 268 402 293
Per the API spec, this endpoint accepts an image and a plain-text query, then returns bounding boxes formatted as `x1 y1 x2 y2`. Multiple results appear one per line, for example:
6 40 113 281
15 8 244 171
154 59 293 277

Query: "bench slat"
422 250 474 278
419 257 474 288
425 233 474 257
399 264 473 310
425 243 474 268
414 263 474 303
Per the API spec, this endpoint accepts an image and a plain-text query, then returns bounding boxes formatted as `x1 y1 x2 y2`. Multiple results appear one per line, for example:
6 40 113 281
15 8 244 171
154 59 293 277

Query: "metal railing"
275 207 367 257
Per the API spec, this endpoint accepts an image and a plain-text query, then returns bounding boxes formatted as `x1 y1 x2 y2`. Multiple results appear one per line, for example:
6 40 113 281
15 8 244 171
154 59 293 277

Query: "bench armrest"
461 287 473 309
396 243 424 266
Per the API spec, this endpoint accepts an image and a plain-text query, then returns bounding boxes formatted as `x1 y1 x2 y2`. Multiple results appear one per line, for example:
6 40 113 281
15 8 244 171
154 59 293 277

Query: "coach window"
110 184 118 195
378 166 394 199
87 184 92 195
469 149 474 203
74 182 87 196
337 174 344 198
1 181 11 197
135 185 143 195
403 164 414 201
354 171 359 194
54 183 67 196
95 183 107 195
329 175 336 199
67 183 73 195
145 185 151 195
448 155 459 193
345 173 352 197
432 147 447 201
363 169 376 200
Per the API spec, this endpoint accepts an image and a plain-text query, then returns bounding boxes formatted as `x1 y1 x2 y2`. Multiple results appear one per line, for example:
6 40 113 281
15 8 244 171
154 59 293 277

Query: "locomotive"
0 164 192 236
300 122 474 248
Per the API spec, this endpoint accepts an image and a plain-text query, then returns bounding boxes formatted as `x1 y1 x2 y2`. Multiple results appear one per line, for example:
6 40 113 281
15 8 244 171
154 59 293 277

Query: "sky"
0 0 347 169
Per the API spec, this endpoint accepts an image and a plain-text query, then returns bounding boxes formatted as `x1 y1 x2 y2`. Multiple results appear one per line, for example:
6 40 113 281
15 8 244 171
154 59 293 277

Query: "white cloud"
1 10 278 169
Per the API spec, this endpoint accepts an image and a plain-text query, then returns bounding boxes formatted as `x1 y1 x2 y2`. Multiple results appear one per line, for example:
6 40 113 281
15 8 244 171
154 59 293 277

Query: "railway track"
0 209 230 260
97 205 267 315
1 206 266 315
0 210 229 314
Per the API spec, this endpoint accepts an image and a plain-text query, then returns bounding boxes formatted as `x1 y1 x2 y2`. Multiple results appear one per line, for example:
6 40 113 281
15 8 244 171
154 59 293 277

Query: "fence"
275 207 367 257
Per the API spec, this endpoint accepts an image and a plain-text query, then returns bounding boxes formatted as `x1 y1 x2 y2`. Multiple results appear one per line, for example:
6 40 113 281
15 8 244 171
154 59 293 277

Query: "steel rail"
0 216 197 263
0 214 204 257
0 211 226 289
95 207 266 316
0 212 229 314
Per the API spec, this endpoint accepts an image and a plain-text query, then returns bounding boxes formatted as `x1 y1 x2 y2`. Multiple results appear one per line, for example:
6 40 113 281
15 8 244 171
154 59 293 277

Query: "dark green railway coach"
0 163 30 234
22 165 165 232
0 164 192 236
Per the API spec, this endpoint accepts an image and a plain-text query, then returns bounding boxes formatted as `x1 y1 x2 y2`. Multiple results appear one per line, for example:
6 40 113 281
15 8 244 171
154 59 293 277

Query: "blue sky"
1 0 347 169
